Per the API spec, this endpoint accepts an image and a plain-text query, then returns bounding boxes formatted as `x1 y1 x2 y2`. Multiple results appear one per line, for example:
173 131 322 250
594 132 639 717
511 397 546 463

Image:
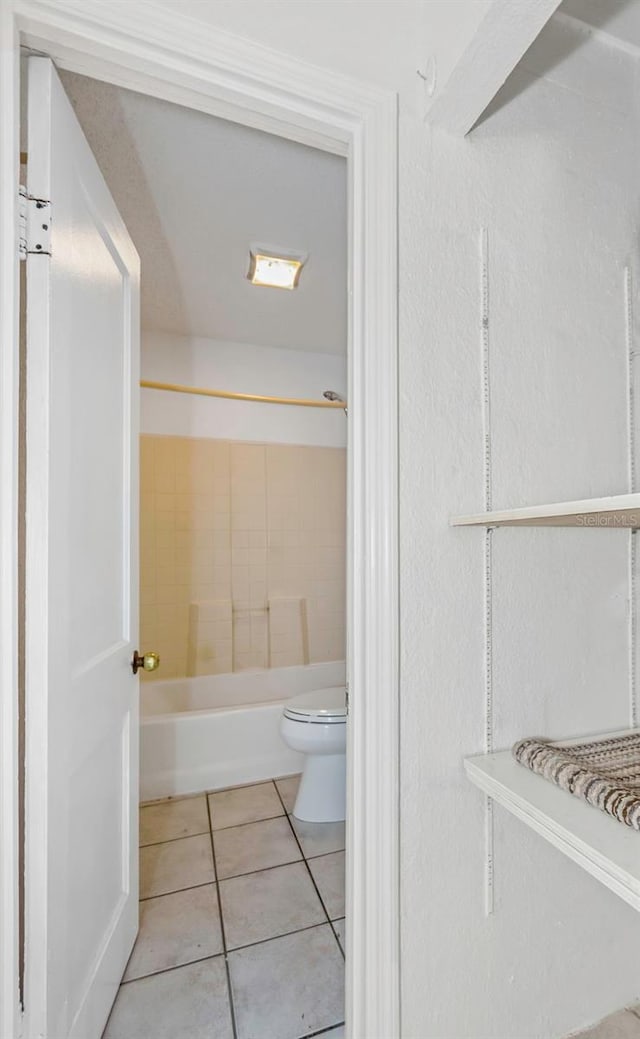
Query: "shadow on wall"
474 0 636 131
140 436 346 681
60 69 190 335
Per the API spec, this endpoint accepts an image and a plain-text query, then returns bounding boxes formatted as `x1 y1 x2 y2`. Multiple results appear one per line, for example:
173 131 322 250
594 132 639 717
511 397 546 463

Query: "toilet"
279 686 347 823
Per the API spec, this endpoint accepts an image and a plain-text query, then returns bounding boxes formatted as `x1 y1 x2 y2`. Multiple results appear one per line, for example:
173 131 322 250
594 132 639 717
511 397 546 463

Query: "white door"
25 57 140 1039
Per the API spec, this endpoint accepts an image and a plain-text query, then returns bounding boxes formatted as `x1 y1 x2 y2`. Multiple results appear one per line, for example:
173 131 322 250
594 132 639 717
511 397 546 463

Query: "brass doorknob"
131 650 160 675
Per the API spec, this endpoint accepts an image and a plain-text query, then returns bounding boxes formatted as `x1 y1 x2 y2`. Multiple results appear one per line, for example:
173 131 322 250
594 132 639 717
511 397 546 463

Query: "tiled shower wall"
140 436 346 680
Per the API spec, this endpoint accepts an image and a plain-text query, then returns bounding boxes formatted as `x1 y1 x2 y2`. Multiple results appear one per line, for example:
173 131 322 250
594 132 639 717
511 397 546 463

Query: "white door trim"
1 3 400 1037
0 6 22 1037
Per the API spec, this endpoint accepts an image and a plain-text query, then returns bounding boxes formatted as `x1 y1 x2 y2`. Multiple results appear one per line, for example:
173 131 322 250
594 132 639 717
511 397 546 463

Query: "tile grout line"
120 950 227 988
273 784 345 962
206 792 239 1039
226 919 343 957
141 806 288 848
140 879 216 902
120 919 348 987
140 828 211 849
302 1022 346 1039
136 780 345 1027
210 810 287 834
329 918 345 956
142 852 324 897
140 778 289 810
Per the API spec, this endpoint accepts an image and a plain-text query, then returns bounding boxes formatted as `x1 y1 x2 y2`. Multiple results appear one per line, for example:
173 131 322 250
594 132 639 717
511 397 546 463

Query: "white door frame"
0 3 399 1037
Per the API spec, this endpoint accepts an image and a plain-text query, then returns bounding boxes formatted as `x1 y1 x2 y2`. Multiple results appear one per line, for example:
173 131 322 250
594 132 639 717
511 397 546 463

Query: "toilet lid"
283 686 347 723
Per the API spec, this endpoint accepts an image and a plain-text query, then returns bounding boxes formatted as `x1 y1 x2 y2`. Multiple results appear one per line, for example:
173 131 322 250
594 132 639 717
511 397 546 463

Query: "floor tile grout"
120 950 226 987
142 872 342 947
209 810 286 834
306 848 346 860
140 777 289 809
273 782 340 943
142 854 323 893
140 837 345 867
207 778 287 797
272 783 345 961
140 786 344 848
218 854 303 882
304 849 346 864
226 919 340 956
302 1024 346 1039
130 777 345 1037
140 829 210 848
140 879 215 902
145 861 344 924
330 919 345 961
140 812 291 847
206 792 239 1039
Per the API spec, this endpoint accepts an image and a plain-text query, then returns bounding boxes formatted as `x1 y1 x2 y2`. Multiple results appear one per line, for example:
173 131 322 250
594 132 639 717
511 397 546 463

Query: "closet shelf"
451 492 640 528
465 748 640 911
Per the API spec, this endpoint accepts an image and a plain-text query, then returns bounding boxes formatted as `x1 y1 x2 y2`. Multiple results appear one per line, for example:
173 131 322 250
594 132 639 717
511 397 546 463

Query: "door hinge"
19 186 51 259
345 682 350 716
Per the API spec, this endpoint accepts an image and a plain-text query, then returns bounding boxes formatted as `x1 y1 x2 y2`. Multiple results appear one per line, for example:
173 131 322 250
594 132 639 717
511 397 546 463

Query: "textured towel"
513 731 640 830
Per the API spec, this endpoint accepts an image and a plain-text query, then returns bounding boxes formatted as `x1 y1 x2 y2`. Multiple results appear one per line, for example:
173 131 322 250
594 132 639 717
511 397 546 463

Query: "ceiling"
59 70 347 355
559 0 640 48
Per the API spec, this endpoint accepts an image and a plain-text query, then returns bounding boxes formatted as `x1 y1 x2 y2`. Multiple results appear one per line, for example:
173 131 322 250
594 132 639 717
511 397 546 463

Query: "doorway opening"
63 62 348 1036
3 9 398 1039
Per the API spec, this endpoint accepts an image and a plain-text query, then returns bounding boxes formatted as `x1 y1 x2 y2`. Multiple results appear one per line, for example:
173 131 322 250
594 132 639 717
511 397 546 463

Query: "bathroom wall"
141 330 347 448
141 436 345 681
140 328 346 682
141 4 640 1037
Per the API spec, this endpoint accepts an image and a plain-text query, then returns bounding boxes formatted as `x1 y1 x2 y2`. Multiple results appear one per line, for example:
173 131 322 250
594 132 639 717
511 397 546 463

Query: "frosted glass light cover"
247 251 304 289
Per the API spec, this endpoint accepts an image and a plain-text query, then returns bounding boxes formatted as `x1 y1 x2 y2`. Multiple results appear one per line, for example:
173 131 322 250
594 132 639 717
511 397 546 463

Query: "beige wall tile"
140 435 345 680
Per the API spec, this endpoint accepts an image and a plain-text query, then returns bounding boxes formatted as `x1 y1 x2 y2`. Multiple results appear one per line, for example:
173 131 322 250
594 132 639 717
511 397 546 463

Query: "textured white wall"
141 330 347 448
141 5 640 1036
401 22 640 1038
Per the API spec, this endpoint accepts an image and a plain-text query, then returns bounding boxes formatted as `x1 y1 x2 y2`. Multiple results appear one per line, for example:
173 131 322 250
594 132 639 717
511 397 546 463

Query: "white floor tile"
332 918 345 955
124 884 223 981
290 817 345 858
220 861 324 949
308 852 345 920
140 796 209 847
140 834 214 899
214 816 301 880
275 775 301 814
208 782 283 830
228 924 345 1039
103 957 233 1039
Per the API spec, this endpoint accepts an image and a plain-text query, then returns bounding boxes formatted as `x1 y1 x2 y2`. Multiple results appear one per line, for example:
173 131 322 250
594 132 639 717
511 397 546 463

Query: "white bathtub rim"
141 696 287 724
140 659 346 716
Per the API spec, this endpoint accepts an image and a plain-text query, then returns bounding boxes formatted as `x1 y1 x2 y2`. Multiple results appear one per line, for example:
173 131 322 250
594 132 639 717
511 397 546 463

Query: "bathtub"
140 660 346 801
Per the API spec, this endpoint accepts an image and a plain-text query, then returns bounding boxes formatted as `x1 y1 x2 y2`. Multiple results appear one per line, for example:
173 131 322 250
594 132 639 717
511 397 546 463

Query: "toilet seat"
283 686 346 724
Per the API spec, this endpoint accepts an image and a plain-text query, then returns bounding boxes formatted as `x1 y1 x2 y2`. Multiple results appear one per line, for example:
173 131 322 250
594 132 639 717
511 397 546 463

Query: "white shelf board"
451 492 640 528
465 747 640 911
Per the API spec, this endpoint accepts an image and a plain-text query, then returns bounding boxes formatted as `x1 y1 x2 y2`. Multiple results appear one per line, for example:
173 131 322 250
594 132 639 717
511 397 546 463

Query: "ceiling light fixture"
247 247 306 290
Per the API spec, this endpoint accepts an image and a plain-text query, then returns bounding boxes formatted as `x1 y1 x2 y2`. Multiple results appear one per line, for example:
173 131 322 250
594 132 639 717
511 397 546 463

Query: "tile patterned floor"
103 775 345 1039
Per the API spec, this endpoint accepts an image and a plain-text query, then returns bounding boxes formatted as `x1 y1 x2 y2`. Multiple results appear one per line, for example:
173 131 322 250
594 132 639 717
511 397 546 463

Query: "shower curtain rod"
140 379 347 410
